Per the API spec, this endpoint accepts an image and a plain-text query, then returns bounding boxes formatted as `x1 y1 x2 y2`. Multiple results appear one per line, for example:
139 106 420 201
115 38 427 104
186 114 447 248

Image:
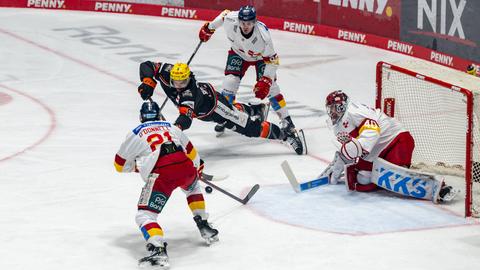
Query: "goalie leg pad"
372 158 444 202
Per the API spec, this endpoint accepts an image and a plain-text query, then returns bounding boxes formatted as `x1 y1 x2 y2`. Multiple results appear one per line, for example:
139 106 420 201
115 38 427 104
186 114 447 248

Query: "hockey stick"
280 160 329 193
187 40 203 65
201 172 229 182
198 178 260 204
153 41 203 113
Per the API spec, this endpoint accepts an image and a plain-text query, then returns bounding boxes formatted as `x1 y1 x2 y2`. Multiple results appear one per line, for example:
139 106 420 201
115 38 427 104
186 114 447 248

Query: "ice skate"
439 185 460 202
214 121 226 137
281 116 305 155
138 243 169 269
193 215 219 245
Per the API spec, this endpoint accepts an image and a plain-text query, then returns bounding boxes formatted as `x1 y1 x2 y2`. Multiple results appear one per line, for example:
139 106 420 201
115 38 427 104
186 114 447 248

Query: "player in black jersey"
137 61 305 155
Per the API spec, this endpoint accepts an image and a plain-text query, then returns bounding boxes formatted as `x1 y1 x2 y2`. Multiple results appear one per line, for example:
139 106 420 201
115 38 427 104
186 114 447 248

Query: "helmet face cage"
170 62 191 89
325 91 348 125
140 101 161 123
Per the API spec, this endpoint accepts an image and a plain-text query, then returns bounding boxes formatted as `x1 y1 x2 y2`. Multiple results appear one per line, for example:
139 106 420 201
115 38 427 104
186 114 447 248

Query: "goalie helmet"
325 90 349 125
238 5 256 21
140 101 163 123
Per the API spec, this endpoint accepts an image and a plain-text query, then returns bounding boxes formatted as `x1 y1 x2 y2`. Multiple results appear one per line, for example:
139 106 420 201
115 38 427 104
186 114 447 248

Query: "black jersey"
139 61 218 130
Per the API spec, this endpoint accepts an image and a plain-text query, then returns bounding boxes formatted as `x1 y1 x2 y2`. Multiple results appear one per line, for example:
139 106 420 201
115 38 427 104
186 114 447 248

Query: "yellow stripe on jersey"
187 147 197 161
114 154 126 172
358 119 380 135
114 162 124 172
185 142 197 161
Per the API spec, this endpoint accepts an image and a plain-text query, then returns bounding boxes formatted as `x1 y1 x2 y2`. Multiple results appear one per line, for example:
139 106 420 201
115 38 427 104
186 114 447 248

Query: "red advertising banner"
320 0 401 39
0 0 477 72
185 0 319 23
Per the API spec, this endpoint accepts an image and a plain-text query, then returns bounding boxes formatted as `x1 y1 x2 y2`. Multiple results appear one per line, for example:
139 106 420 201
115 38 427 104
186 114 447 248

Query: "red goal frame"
376 61 474 217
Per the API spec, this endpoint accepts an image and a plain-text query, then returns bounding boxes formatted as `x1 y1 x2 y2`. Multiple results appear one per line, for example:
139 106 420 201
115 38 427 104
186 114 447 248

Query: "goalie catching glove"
337 132 365 161
138 77 157 100
199 23 215 42
253 76 272 100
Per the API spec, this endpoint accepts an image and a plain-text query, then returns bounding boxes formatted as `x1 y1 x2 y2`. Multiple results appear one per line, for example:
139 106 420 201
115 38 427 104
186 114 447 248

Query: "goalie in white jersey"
114 101 218 268
198 5 299 140
324 90 457 203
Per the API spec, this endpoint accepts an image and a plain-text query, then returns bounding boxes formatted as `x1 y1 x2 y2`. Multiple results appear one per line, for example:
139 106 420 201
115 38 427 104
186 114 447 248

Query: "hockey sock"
187 194 206 218
140 222 164 243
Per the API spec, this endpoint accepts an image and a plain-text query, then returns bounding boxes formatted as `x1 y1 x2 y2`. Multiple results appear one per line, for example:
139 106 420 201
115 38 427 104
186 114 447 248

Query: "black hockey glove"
138 77 157 100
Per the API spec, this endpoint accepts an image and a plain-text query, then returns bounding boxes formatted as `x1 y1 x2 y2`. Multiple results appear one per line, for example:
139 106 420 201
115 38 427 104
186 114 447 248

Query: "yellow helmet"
467 64 477 75
170 62 191 81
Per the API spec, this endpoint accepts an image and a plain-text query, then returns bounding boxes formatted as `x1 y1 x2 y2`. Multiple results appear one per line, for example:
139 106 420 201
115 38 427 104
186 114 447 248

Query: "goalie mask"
140 101 164 123
325 90 349 125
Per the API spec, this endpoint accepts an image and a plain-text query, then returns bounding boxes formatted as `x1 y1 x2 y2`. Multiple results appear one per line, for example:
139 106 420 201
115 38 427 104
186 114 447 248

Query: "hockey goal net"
376 60 480 217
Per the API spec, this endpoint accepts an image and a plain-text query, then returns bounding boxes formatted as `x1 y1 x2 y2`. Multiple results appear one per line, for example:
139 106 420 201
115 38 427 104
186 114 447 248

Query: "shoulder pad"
225 11 239 23
256 22 271 43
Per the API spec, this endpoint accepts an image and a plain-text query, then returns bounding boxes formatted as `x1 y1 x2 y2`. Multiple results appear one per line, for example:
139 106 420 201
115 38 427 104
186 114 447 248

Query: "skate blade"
215 130 225 137
204 235 219 246
139 260 170 269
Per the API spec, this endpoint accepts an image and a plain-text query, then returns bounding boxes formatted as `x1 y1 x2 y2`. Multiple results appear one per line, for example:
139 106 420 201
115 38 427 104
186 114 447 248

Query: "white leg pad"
372 158 444 202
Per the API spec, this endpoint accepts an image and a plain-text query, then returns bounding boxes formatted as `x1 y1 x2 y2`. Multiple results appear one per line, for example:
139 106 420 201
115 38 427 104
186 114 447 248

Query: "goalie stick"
280 160 329 193
198 178 260 204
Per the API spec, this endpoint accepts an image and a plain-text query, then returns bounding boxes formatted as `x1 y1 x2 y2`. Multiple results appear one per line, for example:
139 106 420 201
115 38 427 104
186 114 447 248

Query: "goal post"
376 60 480 217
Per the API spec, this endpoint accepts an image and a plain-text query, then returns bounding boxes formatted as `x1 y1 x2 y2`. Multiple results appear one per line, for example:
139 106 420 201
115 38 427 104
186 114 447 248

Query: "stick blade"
242 184 260 204
281 160 300 193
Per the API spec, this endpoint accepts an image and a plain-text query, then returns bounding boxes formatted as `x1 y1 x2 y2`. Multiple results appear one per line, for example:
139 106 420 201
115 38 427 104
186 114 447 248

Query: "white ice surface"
0 9 479 270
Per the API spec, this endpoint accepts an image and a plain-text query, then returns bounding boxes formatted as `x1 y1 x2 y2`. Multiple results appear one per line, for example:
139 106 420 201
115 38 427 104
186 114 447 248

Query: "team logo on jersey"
343 121 349 128
181 89 193 98
247 50 261 57
148 192 168 212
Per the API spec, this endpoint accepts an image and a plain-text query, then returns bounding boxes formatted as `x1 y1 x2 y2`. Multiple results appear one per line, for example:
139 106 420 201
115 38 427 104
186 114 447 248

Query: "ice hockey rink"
1 8 479 270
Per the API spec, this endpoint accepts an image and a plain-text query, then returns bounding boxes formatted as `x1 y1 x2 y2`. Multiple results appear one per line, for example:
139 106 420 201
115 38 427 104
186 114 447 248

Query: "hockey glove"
337 132 364 161
198 159 205 178
329 152 346 184
138 77 157 100
253 76 272 100
199 22 215 42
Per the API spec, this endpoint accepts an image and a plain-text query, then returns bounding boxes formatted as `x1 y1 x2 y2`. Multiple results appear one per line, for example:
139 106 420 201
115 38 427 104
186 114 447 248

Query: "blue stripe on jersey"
132 121 171 135
258 21 268 31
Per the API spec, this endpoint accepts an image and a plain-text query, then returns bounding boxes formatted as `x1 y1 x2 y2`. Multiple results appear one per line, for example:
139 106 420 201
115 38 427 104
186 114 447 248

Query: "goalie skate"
439 185 460 203
193 215 219 245
138 243 169 269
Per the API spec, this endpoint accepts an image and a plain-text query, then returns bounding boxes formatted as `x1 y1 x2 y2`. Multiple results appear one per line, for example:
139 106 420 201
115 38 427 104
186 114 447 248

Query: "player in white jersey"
114 101 218 268
324 90 457 202
198 5 299 140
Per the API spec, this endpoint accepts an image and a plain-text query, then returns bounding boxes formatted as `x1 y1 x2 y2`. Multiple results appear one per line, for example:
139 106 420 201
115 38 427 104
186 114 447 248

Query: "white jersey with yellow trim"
114 121 200 181
208 10 279 79
330 101 406 161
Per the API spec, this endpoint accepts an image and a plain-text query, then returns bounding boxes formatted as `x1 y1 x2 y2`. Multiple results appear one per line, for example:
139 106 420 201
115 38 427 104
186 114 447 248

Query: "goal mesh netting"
376 60 480 217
